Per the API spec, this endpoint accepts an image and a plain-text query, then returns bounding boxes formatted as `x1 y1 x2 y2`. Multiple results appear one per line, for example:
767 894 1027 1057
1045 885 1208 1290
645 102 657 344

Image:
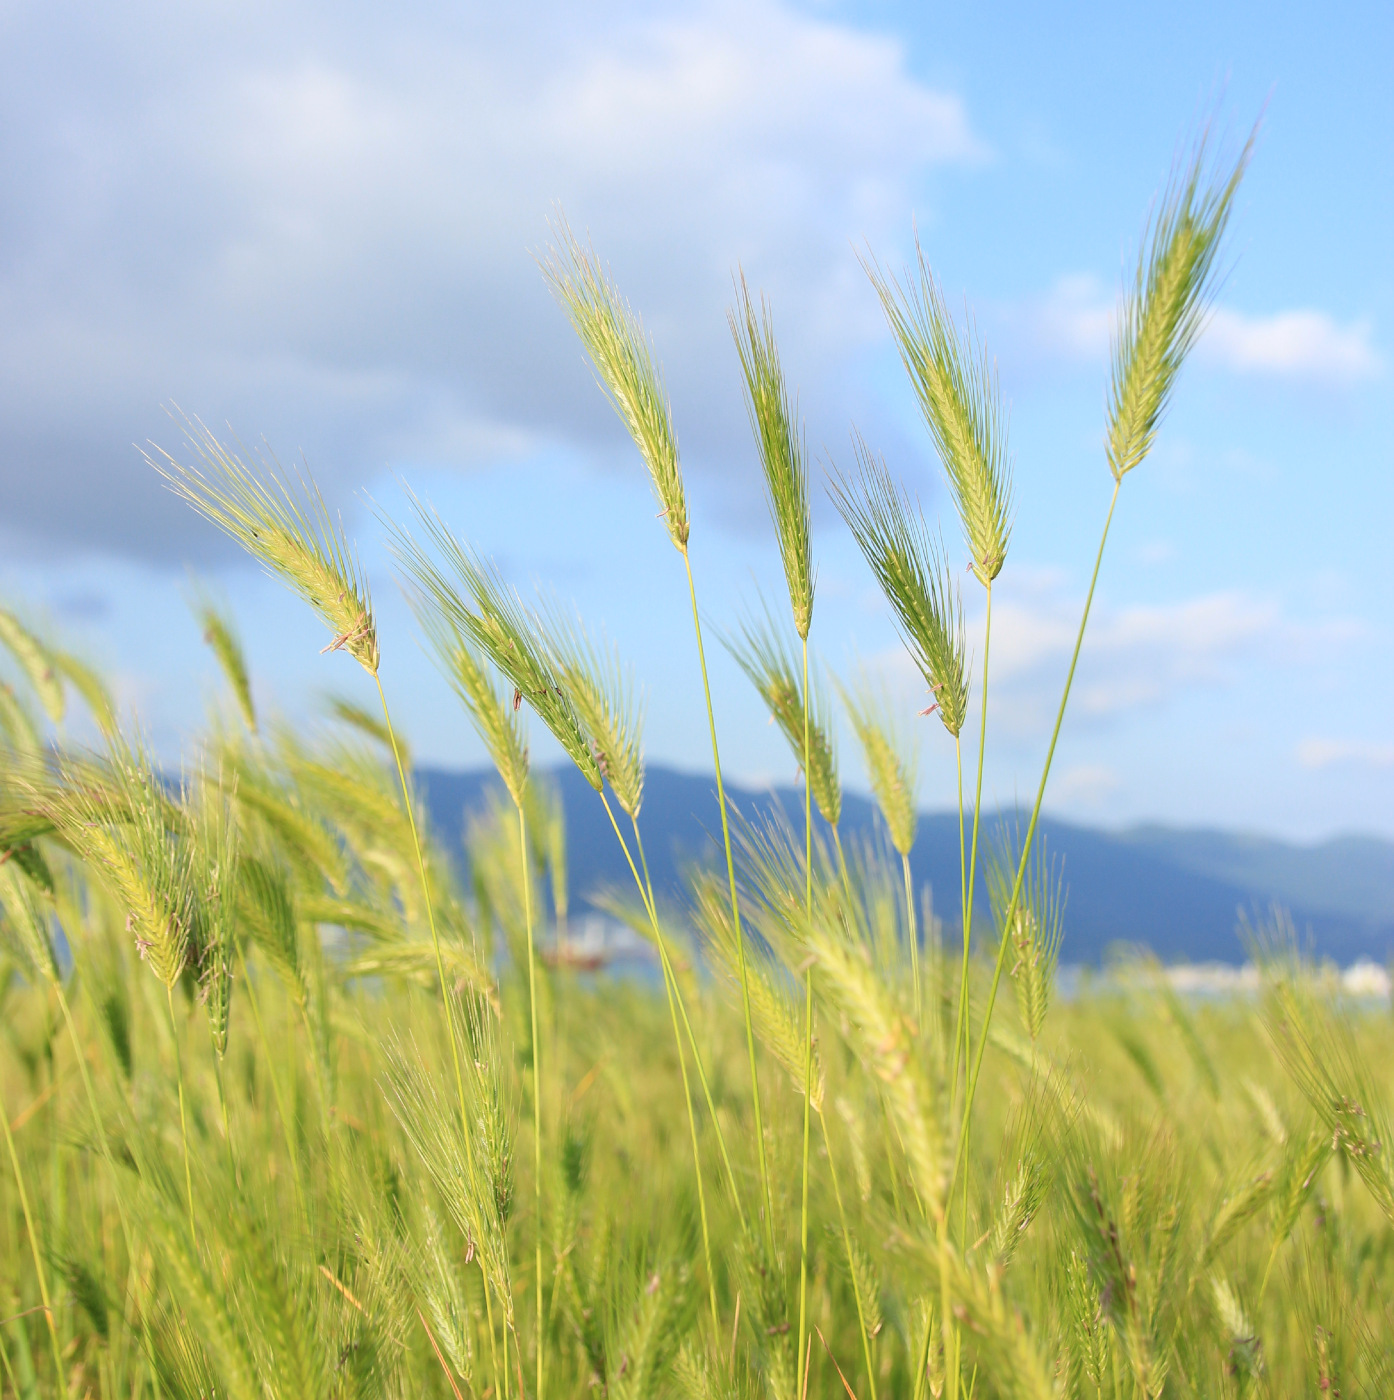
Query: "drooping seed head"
1107 128 1253 481
385 495 602 793
725 602 840 828
416 607 530 811
191 593 257 733
148 417 379 675
730 275 815 639
837 673 919 857
535 601 646 820
863 247 1012 584
0 607 65 723
543 221 689 552
830 438 969 740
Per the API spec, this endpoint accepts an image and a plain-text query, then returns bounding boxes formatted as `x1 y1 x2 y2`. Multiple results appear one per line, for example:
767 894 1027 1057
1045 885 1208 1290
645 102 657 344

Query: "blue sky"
1 0 1389 840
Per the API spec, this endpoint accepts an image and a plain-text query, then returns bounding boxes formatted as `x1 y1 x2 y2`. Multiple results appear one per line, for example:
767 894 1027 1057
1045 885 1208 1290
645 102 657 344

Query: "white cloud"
1296 738 1394 770
1200 308 1383 382
0 0 984 558
968 581 1362 738
1010 276 1382 387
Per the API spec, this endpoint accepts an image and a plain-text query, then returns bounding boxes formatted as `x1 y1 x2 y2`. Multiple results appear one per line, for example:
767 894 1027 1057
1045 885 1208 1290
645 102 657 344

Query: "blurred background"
0 0 1389 842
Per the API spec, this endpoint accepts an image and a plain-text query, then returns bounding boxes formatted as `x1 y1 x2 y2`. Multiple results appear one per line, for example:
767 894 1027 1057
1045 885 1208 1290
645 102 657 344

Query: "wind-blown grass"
4 112 1370 1400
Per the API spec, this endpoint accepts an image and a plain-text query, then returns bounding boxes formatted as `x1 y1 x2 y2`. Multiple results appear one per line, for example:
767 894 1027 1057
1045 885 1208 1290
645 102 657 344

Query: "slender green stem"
237 946 304 1216
374 677 473 1152
599 797 743 1224
952 480 1121 1196
683 547 773 1250
596 795 718 1334
796 633 814 1400
165 984 196 1247
796 966 814 1400
517 803 544 1400
949 737 969 1138
818 1110 877 1400
958 580 992 1238
0 1077 67 1390
903 851 920 1025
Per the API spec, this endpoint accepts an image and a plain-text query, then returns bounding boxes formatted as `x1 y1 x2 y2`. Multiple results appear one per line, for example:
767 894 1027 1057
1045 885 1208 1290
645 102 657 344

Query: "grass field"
4 115 1392 1397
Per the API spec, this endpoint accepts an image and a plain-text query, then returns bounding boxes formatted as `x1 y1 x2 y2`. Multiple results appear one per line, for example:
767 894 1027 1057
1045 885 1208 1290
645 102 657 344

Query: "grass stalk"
165 984 196 1247
903 850 920 1024
629 817 746 1226
683 548 774 1251
818 1110 877 1400
953 479 1121 1193
796 633 814 1400
958 579 993 1235
517 802 544 1400
0 1077 67 1390
597 796 719 1336
374 676 473 1148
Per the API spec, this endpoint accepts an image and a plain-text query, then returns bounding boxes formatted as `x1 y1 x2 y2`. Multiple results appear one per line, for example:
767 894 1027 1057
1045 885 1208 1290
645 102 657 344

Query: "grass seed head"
149 417 379 675
730 276 815 639
837 673 919 857
387 496 602 793
191 593 257 732
0 606 65 723
830 440 969 739
1107 126 1253 481
537 601 646 819
863 246 1012 583
725 603 840 827
544 221 689 552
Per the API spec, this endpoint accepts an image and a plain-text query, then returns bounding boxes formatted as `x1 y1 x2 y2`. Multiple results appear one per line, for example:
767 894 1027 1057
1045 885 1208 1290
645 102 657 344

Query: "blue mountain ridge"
417 765 1394 967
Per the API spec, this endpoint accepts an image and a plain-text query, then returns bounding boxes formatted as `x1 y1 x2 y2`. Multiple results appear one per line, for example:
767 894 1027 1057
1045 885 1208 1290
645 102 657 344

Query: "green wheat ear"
730 274 814 639
862 245 1012 584
535 601 646 820
147 416 379 675
0 607 65 722
725 602 840 827
413 606 530 811
543 219 689 551
837 674 918 858
829 437 968 738
385 494 603 791
190 591 257 732
1108 128 1255 481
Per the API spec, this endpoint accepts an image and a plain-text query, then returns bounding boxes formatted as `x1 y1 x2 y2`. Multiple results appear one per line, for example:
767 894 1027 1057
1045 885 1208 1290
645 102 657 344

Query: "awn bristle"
1107 131 1253 482
543 222 689 552
148 418 379 675
862 247 1012 584
730 275 814 639
830 440 969 739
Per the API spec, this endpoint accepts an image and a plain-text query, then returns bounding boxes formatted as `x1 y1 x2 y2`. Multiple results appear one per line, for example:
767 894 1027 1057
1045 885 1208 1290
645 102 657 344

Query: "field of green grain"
3 118 1392 1398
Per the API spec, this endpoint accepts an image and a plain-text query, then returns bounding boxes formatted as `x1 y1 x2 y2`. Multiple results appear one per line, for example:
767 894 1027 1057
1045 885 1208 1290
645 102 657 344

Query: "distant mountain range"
417 765 1394 966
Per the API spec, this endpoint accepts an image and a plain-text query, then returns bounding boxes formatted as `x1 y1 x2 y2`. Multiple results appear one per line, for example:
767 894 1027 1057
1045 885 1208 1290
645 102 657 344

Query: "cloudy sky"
1 0 1390 840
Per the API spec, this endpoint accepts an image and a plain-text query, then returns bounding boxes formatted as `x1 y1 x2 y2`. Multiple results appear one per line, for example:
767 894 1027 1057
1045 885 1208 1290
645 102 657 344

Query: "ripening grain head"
730 275 815 640
862 247 1012 584
543 220 689 553
1107 128 1253 481
148 418 379 675
830 439 969 740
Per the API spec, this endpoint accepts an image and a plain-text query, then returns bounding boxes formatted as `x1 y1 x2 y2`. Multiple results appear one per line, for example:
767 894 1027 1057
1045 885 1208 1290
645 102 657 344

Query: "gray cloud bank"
0 0 984 562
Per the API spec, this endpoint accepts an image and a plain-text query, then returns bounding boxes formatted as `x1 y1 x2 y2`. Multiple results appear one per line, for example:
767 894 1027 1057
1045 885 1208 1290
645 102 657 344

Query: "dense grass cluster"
4 115 1391 1398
